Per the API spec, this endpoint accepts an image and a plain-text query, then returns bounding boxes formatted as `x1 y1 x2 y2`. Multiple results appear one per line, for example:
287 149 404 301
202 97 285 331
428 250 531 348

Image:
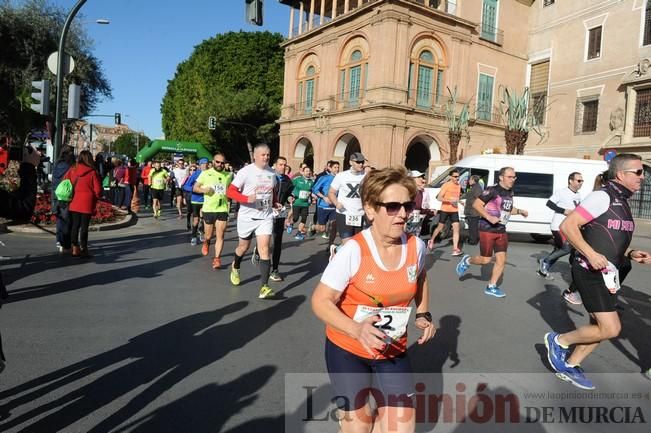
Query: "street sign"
604 149 617 162
47 51 75 76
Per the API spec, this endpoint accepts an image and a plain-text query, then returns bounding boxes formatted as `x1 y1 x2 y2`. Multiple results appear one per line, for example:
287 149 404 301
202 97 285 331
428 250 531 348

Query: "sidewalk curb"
3 213 135 235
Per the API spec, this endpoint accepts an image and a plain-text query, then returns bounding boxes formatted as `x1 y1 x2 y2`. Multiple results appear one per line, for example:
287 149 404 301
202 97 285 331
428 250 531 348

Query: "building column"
344 0 350 14
308 0 315 30
298 1 304 34
332 0 338 19
288 6 295 38
320 0 325 25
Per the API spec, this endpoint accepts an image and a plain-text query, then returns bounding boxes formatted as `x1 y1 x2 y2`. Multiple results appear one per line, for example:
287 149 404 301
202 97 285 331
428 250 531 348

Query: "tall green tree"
161 31 284 165
0 0 112 141
113 132 151 159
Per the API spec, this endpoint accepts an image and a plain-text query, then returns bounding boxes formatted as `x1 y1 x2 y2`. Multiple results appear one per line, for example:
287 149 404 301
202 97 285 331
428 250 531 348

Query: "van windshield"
429 167 489 191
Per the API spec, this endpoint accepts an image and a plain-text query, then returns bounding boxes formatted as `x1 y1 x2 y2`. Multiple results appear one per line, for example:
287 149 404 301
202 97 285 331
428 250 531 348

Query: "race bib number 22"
352 305 412 340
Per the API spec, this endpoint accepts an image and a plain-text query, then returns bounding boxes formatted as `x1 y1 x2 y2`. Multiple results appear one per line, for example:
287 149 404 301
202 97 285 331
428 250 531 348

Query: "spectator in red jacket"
64 150 102 258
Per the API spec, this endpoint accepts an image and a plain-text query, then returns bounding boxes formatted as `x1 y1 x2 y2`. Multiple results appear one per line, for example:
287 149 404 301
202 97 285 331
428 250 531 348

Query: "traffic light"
245 0 263 26
115 113 121 125
67 84 81 119
30 80 50 115
208 116 217 130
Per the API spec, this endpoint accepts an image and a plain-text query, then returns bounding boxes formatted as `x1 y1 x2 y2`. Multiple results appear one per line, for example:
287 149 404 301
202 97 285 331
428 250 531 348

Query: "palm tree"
499 87 544 155
444 87 470 164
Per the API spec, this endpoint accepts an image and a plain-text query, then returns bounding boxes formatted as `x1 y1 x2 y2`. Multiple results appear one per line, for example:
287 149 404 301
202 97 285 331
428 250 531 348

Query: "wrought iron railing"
479 22 504 46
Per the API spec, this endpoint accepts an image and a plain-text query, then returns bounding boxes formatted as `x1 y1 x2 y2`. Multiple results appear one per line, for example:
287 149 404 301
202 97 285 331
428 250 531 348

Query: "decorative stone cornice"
621 58 651 85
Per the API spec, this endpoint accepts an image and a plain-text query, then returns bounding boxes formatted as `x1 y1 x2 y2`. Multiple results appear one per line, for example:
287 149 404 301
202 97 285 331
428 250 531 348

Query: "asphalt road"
1 204 650 433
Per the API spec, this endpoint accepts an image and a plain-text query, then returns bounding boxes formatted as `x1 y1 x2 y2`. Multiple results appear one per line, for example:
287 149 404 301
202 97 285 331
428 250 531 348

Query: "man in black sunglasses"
544 153 651 390
537 171 584 280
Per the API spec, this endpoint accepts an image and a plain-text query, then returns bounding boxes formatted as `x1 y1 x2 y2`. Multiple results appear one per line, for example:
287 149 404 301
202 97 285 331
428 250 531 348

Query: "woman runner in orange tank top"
312 166 435 433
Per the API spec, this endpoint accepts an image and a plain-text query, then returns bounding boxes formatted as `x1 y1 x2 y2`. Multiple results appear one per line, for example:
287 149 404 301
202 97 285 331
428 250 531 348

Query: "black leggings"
70 211 92 249
271 218 285 271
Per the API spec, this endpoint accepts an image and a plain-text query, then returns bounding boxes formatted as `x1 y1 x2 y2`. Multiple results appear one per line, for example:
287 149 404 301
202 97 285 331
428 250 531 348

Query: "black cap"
350 152 367 163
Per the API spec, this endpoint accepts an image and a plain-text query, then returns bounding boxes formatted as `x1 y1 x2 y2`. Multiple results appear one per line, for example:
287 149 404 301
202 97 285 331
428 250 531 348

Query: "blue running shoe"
456 254 471 277
556 365 595 390
484 285 506 298
294 233 305 241
544 332 569 373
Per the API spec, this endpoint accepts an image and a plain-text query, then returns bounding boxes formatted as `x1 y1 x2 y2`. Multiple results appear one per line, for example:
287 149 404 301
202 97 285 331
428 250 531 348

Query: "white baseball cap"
408 170 425 178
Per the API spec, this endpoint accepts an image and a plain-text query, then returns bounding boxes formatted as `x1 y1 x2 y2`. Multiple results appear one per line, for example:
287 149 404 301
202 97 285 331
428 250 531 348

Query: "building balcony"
279 0 459 40
479 22 504 46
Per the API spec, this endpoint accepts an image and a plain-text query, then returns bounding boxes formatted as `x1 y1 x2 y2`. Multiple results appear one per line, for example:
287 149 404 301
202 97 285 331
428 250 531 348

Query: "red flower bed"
31 192 118 225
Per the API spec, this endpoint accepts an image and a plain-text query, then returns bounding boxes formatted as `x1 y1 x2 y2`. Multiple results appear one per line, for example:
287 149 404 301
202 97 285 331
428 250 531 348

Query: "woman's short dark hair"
58 145 75 165
361 166 417 208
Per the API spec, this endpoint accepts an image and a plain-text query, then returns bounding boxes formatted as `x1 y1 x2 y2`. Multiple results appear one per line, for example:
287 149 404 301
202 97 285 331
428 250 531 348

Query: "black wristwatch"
415 312 432 323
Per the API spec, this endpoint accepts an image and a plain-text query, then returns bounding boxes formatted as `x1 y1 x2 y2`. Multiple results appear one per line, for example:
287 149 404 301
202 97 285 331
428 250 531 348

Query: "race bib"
499 210 511 224
602 262 621 293
298 190 309 200
213 184 226 195
346 214 362 227
153 178 165 189
352 305 412 341
405 211 423 235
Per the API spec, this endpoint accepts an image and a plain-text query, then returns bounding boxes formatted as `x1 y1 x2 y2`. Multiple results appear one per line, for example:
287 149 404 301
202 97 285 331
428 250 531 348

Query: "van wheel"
530 234 552 243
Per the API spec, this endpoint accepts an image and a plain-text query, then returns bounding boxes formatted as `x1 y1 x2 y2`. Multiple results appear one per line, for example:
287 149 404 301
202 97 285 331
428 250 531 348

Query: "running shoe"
536 259 553 280
451 248 464 257
294 233 305 241
556 365 595 390
269 270 283 282
230 266 241 286
455 254 471 277
201 242 209 256
562 289 583 305
544 332 569 373
286 225 293 234
212 257 221 269
251 246 260 266
156 209 161 217
321 232 329 240
484 285 506 298
190 237 197 246
259 284 275 299
644 368 651 381
328 244 338 262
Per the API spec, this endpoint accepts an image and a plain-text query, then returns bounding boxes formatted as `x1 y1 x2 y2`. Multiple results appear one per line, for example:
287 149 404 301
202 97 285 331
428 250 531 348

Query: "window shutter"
478 74 494 121
529 61 550 95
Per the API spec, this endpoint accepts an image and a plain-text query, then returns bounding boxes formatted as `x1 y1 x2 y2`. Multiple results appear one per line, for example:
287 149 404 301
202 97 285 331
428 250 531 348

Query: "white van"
423 154 608 241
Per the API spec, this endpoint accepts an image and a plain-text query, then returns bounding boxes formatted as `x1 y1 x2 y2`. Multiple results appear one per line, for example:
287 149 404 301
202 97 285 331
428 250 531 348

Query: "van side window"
493 171 553 199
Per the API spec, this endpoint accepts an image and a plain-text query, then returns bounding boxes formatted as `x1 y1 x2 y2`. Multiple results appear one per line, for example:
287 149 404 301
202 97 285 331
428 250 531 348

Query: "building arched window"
339 48 368 108
408 47 445 108
298 64 318 114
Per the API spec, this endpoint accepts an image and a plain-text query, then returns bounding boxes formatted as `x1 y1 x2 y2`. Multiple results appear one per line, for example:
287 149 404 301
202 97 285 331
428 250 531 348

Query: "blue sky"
54 0 289 139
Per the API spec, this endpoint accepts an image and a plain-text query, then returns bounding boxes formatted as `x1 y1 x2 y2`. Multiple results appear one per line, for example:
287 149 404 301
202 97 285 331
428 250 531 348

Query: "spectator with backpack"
63 150 102 258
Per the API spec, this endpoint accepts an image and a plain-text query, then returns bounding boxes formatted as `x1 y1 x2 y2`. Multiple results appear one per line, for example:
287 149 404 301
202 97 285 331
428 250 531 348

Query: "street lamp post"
53 0 90 162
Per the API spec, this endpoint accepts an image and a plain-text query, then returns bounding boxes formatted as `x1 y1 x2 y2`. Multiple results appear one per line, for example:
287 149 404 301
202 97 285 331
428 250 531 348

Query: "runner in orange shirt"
312 166 435 433
428 169 463 256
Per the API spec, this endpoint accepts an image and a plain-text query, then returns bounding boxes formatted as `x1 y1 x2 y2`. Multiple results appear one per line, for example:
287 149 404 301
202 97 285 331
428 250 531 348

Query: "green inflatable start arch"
135 140 212 163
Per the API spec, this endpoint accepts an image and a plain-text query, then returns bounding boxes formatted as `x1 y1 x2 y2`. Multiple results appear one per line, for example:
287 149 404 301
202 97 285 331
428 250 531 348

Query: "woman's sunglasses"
377 201 416 215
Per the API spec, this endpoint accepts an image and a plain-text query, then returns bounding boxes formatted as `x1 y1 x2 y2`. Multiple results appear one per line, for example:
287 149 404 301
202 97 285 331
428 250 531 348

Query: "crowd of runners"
128 147 650 431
